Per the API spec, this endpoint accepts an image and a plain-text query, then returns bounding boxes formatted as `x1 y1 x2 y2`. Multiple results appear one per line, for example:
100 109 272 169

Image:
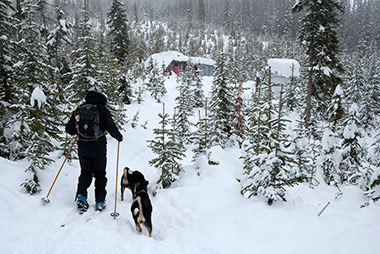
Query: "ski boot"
76 194 89 213
95 201 106 211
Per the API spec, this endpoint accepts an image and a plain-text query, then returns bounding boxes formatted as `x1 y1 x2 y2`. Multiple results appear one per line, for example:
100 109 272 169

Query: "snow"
268 58 300 78
334 84 344 96
1 76 379 254
144 51 214 68
349 103 359 115
344 122 357 139
30 86 46 108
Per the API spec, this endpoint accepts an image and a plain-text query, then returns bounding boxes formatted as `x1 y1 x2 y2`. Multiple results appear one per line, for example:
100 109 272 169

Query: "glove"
118 134 123 142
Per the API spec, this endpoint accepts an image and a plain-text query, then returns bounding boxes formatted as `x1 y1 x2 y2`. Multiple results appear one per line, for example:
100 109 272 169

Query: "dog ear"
142 180 149 188
122 167 128 177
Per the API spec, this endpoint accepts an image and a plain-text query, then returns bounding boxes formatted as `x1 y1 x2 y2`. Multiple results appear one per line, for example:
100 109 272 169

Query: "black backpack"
75 104 104 140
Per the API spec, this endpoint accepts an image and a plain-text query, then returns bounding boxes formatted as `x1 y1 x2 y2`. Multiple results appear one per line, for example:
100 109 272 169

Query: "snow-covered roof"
144 51 214 68
268 58 300 78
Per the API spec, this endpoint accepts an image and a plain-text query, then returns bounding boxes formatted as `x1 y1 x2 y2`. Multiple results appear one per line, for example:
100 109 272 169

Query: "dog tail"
135 197 146 224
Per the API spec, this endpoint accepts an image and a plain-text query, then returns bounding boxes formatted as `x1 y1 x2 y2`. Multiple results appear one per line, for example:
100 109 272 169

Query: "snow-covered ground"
0 76 379 254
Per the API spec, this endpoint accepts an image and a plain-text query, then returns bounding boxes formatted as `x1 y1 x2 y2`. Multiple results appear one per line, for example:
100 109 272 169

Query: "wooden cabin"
145 51 214 76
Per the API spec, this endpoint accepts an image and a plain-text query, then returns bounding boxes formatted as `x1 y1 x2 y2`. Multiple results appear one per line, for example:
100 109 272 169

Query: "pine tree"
193 68 204 108
232 82 246 148
366 131 380 203
11 0 60 194
209 52 234 148
361 51 380 128
136 78 145 104
22 86 55 194
319 125 341 186
99 58 128 130
175 62 196 144
198 0 206 31
107 0 130 64
67 8 99 105
340 103 365 186
192 99 212 165
293 121 320 187
46 7 71 77
319 85 345 185
0 0 17 158
292 0 344 126
148 104 185 190
46 6 72 124
116 69 133 105
145 61 166 103
241 83 298 205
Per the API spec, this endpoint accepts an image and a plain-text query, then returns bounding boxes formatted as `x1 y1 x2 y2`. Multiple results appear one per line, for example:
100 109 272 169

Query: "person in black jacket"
66 88 123 212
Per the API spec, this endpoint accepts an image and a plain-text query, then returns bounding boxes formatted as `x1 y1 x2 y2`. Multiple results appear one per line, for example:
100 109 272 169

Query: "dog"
120 167 146 201
131 179 153 237
120 167 153 237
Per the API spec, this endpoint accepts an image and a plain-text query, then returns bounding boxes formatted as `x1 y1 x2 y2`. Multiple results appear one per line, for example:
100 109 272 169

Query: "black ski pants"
76 139 108 203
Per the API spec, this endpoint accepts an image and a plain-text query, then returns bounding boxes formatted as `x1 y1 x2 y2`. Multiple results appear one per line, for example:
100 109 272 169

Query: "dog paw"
135 224 143 233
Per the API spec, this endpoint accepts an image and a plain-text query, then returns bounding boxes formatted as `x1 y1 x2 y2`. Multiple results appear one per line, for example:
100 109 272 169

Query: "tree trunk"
305 50 314 128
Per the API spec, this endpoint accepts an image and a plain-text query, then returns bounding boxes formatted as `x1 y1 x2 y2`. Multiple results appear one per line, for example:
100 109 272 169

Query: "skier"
66 88 123 212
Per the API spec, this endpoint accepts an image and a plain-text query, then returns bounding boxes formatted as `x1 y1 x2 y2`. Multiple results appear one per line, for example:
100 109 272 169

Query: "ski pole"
111 141 120 219
41 135 78 205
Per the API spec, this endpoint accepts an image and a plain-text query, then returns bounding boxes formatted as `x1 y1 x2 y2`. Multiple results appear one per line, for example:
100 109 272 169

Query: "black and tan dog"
131 179 153 237
120 167 153 237
120 167 146 201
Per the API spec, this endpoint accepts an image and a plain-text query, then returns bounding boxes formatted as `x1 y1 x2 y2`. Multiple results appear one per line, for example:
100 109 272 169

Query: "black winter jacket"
65 91 123 158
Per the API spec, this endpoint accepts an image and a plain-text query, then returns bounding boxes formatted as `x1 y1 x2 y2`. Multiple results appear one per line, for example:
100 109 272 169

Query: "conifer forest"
1 0 380 205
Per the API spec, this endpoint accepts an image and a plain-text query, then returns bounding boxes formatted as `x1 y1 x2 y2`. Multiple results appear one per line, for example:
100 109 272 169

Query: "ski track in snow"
1 76 380 254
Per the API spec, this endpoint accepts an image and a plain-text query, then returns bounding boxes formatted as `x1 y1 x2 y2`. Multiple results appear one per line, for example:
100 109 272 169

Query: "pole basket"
110 212 120 219
41 197 50 205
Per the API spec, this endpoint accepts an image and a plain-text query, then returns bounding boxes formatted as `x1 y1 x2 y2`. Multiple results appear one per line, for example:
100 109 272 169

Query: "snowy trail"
1 154 380 254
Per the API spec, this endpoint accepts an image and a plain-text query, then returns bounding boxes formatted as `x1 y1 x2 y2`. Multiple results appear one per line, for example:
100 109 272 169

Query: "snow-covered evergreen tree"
232 82 245 148
240 94 273 202
241 82 298 205
0 0 17 158
318 125 341 186
107 0 130 64
366 131 380 203
318 85 345 186
193 67 204 108
22 87 56 194
326 85 345 130
46 7 71 80
67 8 99 105
116 70 133 105
361 51 380 128
293 121 319 187
145 60 166 103
175 62 196 144
192 99 213 166
148 104 185 190
11 0 60 194
292 0 344 125
340 103 365 186
45 7 72 126
209 52 234 148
